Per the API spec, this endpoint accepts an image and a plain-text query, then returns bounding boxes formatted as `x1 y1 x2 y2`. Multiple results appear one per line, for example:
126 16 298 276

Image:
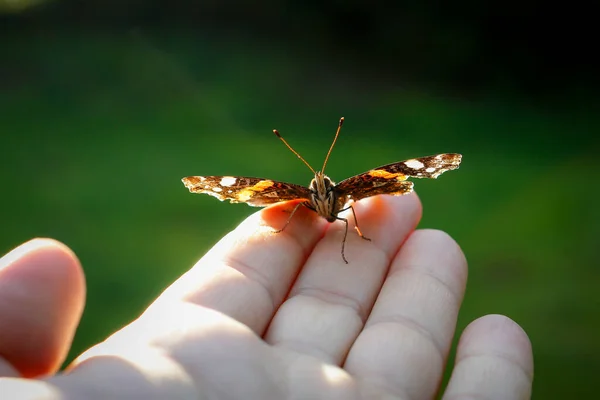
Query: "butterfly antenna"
273 129 316 175
321 117 344 173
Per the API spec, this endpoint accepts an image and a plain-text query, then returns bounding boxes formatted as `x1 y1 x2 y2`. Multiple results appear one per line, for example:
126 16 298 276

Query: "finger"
442 314 534 400
0 239 85 377
344 229 467 399
264 193 423 365
156 201 328 334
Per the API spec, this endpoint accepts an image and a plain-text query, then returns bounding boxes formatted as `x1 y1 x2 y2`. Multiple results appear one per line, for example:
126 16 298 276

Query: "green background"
1 2 599 398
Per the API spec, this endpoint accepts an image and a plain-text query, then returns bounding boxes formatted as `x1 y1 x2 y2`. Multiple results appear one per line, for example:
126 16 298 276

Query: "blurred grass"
0 0 49 13
1 31 599 398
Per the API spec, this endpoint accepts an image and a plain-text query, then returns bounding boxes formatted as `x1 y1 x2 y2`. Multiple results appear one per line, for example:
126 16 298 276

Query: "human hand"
0 194 533 399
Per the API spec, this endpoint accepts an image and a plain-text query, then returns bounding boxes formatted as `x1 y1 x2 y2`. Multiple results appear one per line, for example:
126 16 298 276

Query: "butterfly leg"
339 205 371 242
273 202 305 234
333 215 350 264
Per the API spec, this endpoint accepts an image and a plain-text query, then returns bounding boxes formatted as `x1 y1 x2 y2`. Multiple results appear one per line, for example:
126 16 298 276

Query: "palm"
0 194 533 399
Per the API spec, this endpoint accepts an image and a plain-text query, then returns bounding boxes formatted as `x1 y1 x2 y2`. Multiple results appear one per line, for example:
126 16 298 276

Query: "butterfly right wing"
336 153 461 201
182 176 311 207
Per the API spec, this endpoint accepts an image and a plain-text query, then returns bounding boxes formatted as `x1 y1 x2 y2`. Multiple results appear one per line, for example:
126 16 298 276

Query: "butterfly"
183 117 462 263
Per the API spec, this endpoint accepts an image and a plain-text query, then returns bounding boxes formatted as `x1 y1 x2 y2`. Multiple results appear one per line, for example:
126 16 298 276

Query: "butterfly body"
307 172 343 223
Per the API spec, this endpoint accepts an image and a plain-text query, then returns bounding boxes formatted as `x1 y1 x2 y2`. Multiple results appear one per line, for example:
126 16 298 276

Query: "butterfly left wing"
336 153 462 201
182 176 311 207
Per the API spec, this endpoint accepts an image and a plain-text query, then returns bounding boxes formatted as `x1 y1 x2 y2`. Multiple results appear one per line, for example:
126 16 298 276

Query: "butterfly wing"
182 176 311 207
336 153 462 201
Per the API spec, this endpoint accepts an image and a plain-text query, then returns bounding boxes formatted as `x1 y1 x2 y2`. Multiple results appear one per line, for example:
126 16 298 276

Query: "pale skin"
0 193 533 399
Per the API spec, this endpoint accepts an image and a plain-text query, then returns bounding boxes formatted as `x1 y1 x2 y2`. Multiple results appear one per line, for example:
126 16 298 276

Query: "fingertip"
0 238 86 377
1 238 70 268
1 237 86 310
371 191 423 222
458 314 533 379
410 228 467 272
406 190 423 217
341 192 423 258
393 228 468 301
260 200 328 252
443 315 533 399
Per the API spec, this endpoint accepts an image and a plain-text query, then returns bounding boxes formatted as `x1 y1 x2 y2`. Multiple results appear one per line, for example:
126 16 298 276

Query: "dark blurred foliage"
1 1 599 399
2 0 599 106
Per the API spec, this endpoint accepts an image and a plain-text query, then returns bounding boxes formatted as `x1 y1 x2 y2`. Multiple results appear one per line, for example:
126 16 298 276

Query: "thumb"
0 239 85 377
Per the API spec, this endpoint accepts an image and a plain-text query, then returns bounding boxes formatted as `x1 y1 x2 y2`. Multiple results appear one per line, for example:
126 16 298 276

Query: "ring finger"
344 229 468 399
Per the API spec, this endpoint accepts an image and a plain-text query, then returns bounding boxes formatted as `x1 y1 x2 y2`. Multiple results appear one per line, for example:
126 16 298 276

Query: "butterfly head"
274 117 345 222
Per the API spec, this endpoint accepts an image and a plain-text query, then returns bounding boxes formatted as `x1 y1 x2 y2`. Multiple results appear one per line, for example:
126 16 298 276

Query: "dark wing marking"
182 176 311 207
336 153 462 201
335 178 415 202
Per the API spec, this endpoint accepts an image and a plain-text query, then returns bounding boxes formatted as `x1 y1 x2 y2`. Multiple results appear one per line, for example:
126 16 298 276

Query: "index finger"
155 201 328 334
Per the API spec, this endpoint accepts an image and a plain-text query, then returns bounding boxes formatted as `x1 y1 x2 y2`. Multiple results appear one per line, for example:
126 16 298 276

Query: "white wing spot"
404 159 425 169
227 189 233 193
212 187 223 193
220 176 237 187
426 167 437 173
